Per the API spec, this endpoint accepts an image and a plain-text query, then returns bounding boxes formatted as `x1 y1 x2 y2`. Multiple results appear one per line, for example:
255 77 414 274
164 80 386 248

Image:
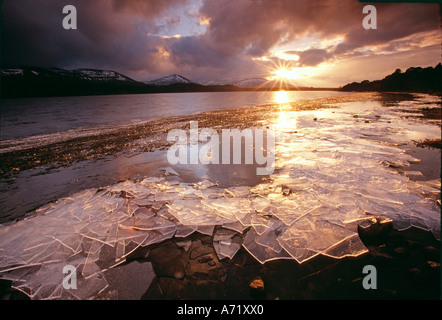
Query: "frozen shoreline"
0 92 440 300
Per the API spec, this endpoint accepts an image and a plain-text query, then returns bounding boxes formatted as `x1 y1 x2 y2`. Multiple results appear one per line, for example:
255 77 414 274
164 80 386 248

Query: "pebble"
408 268 422 281
208 261 216 267
393 246 407 257
358 217 393 243
249 281 266 298
423 246 439 260
249 276 265 292
426 261 440 270
174 270 185 280
281 185 292 196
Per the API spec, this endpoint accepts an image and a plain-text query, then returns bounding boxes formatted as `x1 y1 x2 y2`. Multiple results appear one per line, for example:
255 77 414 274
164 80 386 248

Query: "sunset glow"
272 68 296 81
1 1 440 87
274 90 290 104
0 0 440 302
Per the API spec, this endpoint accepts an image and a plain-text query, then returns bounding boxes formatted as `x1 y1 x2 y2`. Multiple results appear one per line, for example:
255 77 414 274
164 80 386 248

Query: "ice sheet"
212 228 243 260
0 94 440 299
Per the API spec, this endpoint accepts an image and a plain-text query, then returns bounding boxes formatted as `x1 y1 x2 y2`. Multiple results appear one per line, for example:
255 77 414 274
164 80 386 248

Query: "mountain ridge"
2 64 438 99
0 67 245 98
0 66 147 98
0 66 317 98
145 74 194 86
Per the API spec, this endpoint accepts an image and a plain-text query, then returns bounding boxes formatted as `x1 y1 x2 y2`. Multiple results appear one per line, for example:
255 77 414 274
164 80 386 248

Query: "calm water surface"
0 91 346 140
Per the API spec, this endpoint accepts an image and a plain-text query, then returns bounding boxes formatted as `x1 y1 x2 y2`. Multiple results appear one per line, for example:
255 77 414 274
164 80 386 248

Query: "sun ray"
263 57 301 90
248 55 304 91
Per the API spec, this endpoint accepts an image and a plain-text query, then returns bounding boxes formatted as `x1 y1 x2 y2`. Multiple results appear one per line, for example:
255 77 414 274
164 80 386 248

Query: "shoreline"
0 91 415 177
0 91 440 300
1 225 439 300
1 91 440 222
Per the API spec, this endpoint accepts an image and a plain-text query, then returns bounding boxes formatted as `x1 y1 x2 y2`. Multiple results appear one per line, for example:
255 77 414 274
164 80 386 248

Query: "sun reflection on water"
276 109 297 133
274 90 289 104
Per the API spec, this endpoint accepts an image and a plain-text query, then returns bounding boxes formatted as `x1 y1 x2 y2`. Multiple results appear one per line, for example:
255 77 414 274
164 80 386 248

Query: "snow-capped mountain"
1 66 301 99
146 74 194 86
203 79 236 86
0 67 145 98
1 67 137 82
0 68 24 76
233 78 270 88
49 68 137 82
68 69 135 82
233 77 299 89
204 77 277 89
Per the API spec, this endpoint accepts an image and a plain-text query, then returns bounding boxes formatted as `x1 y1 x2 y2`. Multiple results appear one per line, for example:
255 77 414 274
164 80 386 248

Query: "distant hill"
0 67 149 98
0 67 240 98
0 66 335 98
233 78 271 88
340 64 442 93
145 74 194 86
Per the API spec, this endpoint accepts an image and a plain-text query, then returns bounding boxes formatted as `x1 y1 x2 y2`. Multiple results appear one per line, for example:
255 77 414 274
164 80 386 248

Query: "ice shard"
0 94 440 299
213 228 242 260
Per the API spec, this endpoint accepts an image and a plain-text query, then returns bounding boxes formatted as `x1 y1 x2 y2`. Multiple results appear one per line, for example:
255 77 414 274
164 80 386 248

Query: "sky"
1 0 441 87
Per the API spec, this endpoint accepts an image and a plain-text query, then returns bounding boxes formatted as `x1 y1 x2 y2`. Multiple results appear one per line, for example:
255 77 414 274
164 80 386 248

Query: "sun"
274 68 291 80
251 55 302 91
265 58 300 90
268 66 298 90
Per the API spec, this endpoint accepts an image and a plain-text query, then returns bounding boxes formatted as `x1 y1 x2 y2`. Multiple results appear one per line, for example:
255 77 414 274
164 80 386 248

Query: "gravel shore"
0 92 440 300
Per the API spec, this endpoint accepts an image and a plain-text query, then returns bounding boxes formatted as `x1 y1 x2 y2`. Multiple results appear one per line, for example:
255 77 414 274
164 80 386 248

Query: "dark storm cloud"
295 49 333 67
170 36 223 67
1 0 440 82
1 0 187 73
194 0 439 84
341 3 440 51
199 0 440 63
198 0 361 58
168 35 261 81
111 0 188 18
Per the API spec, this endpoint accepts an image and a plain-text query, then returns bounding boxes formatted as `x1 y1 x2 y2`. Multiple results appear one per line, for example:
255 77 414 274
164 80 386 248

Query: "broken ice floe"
0 97 440 299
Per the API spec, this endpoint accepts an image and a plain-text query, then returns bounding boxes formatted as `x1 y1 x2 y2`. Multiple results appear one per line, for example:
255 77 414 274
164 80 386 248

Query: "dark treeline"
340 64 441 94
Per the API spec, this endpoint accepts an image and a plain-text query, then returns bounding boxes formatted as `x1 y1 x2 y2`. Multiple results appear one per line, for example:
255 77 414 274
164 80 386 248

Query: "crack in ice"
0 95 440 299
